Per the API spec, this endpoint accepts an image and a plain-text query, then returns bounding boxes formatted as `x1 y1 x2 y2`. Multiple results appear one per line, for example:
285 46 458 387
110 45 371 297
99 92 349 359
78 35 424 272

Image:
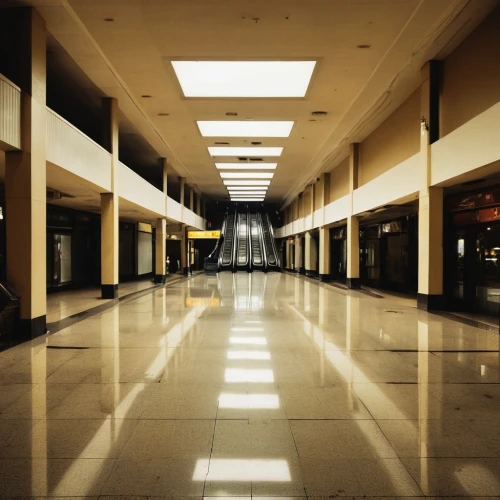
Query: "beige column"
5 9 47 338
294 234 303 273
101 97 119 299
179 177 185 207
304 231 313 275
347 143 360 289
161 158 168 194
418 61 444 310
196 194 201 216
181 225 189 275
189 186 194 211
154 218 167 282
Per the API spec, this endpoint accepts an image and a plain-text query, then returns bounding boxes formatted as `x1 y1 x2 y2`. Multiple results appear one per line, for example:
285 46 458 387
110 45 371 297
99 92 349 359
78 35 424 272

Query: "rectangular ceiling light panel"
198 121 294 137
224 180 270 186
209 147 283 157
216 163 277 170
228 191 267 195
172 61 316 98
220 172 273 179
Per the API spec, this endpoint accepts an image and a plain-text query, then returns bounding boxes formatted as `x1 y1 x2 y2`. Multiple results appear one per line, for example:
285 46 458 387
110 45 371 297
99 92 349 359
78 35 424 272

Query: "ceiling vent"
226 112 238 116
249 158 264 161
311 111 328 116
238 157 248 161
251 141 262 145
215 141 230 145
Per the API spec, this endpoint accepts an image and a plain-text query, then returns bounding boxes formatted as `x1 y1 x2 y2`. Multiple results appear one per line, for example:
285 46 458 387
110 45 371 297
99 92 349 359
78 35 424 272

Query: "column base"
19 315 46 340
154 274 167 284
417 293 445 311
347 278 361 289
101 284 118 299
183 267 191 276
319 274 331 282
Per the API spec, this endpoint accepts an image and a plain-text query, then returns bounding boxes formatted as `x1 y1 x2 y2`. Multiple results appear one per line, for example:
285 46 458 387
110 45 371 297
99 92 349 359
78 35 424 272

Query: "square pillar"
189 186 194 211
196 194 201 216
347 143 360 289
154 218 167 283
319 227 331 282
161 158 168 194
304 231 317 276
101 97 119 299
5 8 47 339
418 61 444 310
346 216 360 289
180 177 185 207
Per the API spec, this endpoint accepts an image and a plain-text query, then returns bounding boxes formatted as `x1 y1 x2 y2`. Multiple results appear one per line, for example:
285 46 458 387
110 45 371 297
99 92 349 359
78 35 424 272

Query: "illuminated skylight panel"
198 121 294 137
172 61 316 98
227 186 268 191
231 199 265 202
209 147 283 157
228 191 267 196
224 180 270 186
217 164 276 171
220 172 273 179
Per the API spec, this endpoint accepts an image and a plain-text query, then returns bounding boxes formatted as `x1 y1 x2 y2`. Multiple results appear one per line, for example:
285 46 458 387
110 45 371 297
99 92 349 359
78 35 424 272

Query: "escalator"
236 212 250 271
250 213 265 271
220 210 236 271
260 213 280 270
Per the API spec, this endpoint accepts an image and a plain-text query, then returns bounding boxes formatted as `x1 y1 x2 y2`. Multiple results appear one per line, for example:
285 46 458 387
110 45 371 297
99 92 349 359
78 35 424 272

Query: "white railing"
46 108 112 191
0 74 21 149
431 102 500 186
352 153 419 215
167 196 182 223
118 162 166 217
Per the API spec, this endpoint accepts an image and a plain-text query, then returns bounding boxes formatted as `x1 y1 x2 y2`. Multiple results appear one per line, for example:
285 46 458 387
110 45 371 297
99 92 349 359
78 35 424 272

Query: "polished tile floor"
1 272 499 498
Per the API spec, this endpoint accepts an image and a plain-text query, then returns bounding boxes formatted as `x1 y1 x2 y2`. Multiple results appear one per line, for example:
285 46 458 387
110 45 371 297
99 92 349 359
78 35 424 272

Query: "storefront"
46 206 100 291
445 187 500 317
329 226 347 282
360 214 418 293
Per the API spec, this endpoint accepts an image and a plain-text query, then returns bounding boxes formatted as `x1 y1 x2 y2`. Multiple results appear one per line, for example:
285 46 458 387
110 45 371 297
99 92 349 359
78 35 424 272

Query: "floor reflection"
0 272 499 497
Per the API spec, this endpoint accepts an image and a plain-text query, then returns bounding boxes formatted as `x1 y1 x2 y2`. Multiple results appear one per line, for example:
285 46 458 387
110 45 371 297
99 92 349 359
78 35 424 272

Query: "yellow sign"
188 230 220 239
185 297 220 308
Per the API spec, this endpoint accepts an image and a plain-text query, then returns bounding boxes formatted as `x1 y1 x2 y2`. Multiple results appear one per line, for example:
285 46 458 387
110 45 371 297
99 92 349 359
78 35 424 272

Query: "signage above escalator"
188 230 221 239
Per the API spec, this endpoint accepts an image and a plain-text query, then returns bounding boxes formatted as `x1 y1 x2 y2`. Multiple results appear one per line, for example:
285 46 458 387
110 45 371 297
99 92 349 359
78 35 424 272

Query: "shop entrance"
47 233 72 288
330 227 347 282
450 222 500 316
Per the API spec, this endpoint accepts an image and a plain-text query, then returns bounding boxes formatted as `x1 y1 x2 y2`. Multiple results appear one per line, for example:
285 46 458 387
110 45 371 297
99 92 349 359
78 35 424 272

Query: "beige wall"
314 177 324 211
441 7 500 137
329 157 350 202
358 88 421 186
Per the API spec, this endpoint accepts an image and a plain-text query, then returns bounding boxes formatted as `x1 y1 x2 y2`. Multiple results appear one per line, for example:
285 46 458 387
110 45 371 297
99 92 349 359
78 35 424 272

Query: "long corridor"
1 272 500 498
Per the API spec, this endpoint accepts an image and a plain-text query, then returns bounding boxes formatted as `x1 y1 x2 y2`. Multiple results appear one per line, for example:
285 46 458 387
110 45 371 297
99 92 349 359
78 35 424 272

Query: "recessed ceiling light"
220 172 274 179
224 180 271 186
197 121 294 138
171 61 316 98
209 147 283 157
227 186 268 191
216 163 277 170
231 198 264 202
228 191 267 195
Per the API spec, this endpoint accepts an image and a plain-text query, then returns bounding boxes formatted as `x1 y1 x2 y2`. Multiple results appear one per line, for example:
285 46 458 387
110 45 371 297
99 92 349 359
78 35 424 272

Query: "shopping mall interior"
0 0 499 497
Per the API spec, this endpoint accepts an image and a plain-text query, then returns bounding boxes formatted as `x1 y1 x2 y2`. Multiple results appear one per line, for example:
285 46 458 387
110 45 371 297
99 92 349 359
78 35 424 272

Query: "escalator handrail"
217 214 229 269
267 213 280 267
257 212 268 271
263 213 279 268
247 208 252 271
232 207 239 271
213 212 227 268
